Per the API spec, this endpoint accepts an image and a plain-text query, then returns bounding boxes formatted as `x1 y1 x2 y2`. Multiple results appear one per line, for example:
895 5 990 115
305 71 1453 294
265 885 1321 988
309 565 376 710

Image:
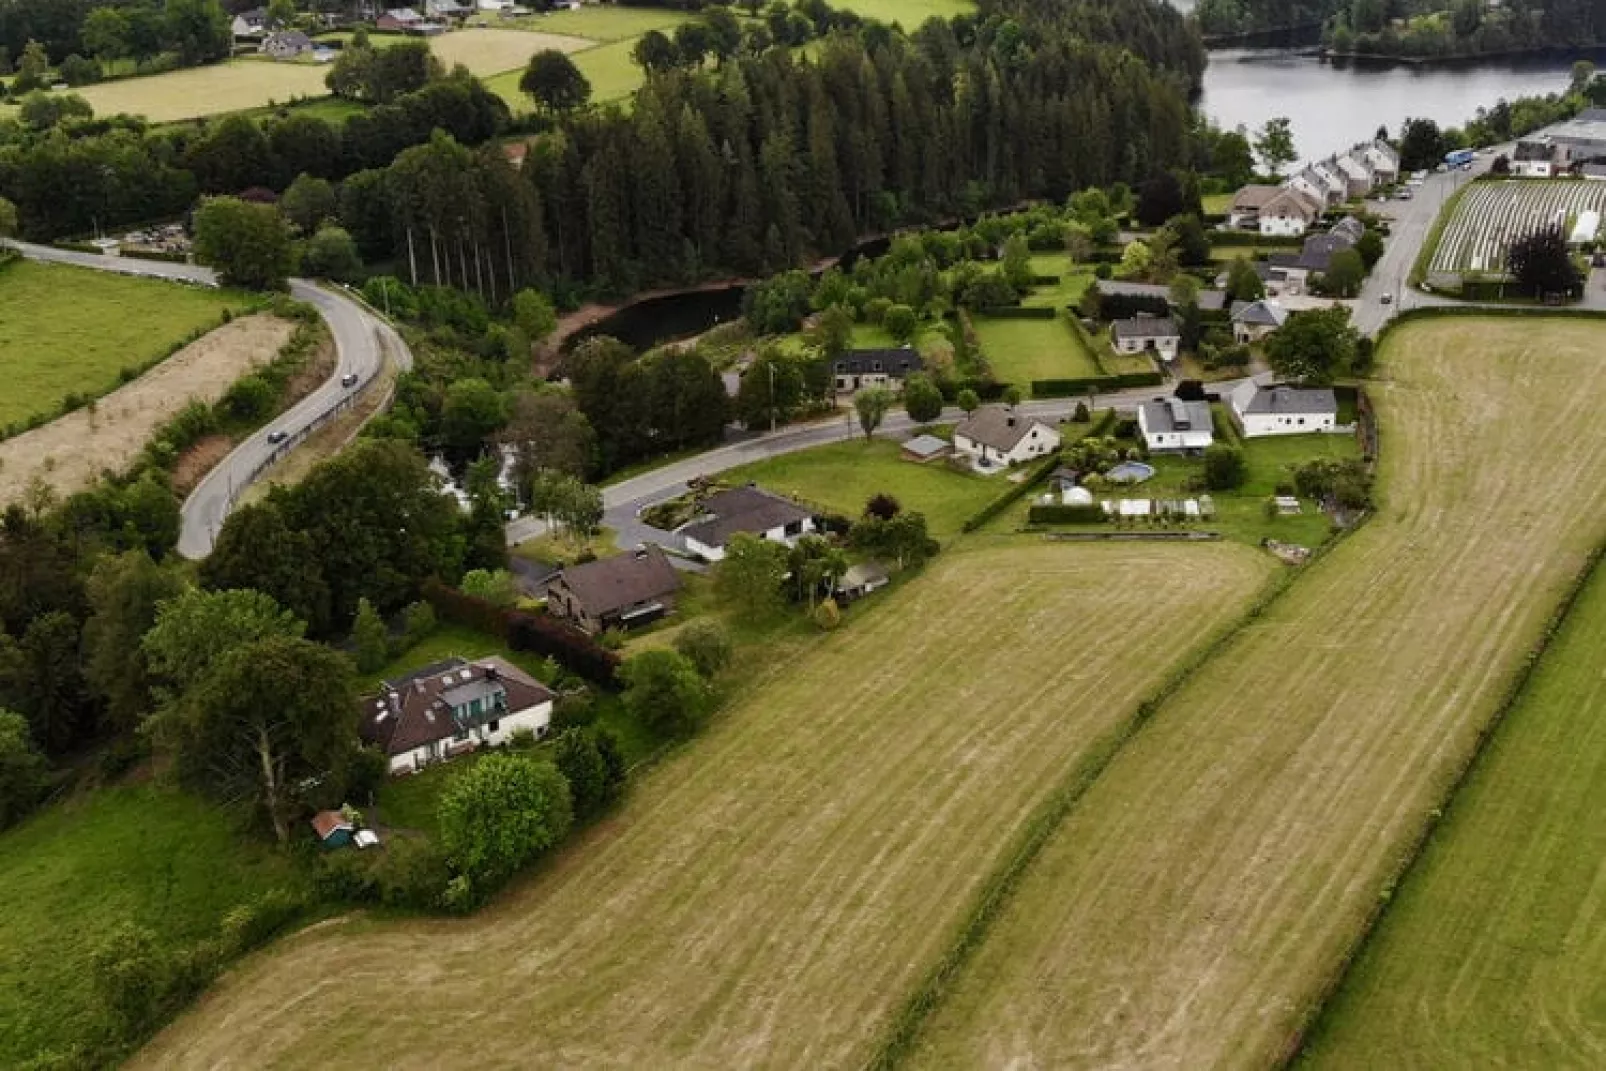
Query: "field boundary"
866 518 1369 1069
1281 531 1606 1065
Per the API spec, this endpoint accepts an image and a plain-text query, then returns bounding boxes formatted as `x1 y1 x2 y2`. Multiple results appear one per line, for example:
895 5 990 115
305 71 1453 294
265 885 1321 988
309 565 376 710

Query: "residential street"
5 240 411 559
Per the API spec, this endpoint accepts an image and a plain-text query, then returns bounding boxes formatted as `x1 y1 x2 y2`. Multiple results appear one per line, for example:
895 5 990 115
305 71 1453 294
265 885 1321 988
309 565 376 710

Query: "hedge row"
1027 503 1106 524
121 248 191 265
1209 230 1304 247
421 578 620 688
960 452 1062 533
972 305 1057 320
1030 371 1164 398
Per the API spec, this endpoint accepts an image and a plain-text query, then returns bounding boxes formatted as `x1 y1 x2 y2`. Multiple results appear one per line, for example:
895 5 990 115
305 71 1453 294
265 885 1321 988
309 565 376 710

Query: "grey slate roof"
1097 281 1226 311
1230 300 1290 328
955 406 1051 453
834 347 923 377
901 433 950 459
1233 383 1337 417
1112 315 1179 341
1139 398 1212 434
680 486 813 548
1514 140 1552 161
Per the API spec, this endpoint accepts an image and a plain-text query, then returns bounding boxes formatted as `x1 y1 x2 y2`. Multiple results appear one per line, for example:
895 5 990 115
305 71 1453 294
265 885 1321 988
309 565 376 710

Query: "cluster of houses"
1133 382 1339 454
1228 140 1400 238
1222 215 1367 298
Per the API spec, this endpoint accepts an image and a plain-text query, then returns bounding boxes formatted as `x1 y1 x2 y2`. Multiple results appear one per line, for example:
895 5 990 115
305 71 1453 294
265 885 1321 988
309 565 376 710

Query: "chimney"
1006 415 1016 428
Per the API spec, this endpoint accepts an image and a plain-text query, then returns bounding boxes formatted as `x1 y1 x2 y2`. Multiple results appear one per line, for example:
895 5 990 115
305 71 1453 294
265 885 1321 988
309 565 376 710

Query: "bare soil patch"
0 315 294 506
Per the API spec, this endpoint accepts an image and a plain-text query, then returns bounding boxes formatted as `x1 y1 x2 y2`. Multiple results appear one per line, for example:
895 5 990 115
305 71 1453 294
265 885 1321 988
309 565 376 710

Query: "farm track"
133 542 1270 1068
1297 547 1606 1066
900 317 1606 1068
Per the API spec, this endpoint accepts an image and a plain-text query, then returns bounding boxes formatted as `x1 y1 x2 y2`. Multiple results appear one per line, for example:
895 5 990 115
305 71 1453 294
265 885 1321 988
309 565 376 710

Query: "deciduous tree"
437 751 573 891
81 551 183 732
521 50 591 115
713 532 790 619
193 196 293 290
619 648 712 737
1264 307 1360 386
854 386 893 440
902 372 944 423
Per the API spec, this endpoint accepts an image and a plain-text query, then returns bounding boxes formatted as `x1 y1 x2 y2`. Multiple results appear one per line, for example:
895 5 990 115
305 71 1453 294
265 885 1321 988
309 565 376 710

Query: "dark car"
267 430 288 445
341 372 359 388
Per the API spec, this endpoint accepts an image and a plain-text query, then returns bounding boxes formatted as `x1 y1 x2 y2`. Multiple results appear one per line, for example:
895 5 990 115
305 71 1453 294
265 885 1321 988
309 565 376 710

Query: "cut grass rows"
1297 544 1606 1066
900 317 1606 1067
134 541 1271 1068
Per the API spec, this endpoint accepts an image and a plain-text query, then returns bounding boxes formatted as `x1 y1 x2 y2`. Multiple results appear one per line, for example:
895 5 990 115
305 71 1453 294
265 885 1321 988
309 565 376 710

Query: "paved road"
505 379 1256 549
6 240 410 559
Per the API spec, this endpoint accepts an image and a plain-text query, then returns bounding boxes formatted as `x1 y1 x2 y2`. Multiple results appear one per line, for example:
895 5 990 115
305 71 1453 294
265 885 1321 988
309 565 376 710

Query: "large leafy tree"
0 709 48 830
619 649 713 738
1264 307 1360 387
520 50 591 115
713 532 790 619
81 551 184 732
200 501 331 636
551 726 626 821
437 752 573 892
143 587 307 698
159 636 358 843
1252 117 1297 177
193 196 293 290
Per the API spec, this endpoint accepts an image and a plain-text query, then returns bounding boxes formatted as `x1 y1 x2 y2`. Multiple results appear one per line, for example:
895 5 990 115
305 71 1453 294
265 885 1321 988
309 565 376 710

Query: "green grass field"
0 260 245 428
905 317 1606 1067
503 5 694 41
133 540 1270 1068
486 36 646 110
1298 557 1606 1066
0 786 301 1064
971 313 1101 388
1022 253 1095 310
721 438 1001 540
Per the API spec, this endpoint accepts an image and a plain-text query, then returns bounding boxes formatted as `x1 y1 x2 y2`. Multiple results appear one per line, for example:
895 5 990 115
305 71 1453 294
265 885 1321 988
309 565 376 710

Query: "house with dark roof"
1229 381 1338 438
546 546 681 634
359 656 555 775
1137 397 1213 453
1095 280 1227 312
678 485 816 562
953 406 1061 467
1512 139 1555 177
1266 217 1363 294
1230 299 1290 343
232 8 270 38
832 347 923 392
1230 184 1321 236
1111 314 1181 360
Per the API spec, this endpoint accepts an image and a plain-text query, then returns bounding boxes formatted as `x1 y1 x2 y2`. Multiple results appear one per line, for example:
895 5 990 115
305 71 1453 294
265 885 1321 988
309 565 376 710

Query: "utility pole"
768 361 777 434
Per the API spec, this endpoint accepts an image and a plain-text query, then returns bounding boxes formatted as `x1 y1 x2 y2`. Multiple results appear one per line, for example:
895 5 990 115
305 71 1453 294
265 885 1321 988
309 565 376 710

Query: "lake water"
1200 47 1605 163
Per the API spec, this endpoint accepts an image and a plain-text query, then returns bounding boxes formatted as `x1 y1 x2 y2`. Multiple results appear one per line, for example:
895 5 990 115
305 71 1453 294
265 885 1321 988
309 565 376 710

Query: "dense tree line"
981 0 1205 89
1194 0 1341 37
1325 0 1606 57
0 0 230 74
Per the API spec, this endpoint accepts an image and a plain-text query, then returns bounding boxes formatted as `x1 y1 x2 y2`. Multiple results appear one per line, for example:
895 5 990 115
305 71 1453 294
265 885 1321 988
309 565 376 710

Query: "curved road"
5 240 410 559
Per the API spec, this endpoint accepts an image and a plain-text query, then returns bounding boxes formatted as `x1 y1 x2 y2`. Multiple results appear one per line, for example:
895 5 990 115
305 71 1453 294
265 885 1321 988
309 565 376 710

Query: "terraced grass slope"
903 317 1606 1068
1298 554 1606 1067
135 541 1270 1068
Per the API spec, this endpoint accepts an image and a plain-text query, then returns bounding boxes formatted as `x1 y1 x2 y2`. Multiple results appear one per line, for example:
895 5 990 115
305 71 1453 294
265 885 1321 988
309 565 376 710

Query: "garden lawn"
506 5 694 41
721 437 1001 540
0 260 246 428
1298 554 1606 1066
0 786 301 1065
65 58 329 122
1022 253 1095 309
132 539 1270 1068
904 317 1606 1068
971 313 1101 389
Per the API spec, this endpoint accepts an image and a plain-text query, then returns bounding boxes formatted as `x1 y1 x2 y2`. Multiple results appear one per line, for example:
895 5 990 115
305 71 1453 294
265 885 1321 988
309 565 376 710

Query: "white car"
1381 292 1394 305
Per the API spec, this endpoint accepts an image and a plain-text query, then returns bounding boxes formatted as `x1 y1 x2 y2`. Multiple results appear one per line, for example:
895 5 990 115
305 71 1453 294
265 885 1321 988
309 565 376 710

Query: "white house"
232 9 269 38
1334 153 1374 197
953 406 1061 467
1227 184 1282 229
1137 397 1214 453
1111 315 1180 360
1512 140 1555 178
1258 188 1321 237
1229 381 1338 438
679 485 816 562
1309 159 1349 204
360 656 555 776
1230 299 1290 343
1360 140 1399 184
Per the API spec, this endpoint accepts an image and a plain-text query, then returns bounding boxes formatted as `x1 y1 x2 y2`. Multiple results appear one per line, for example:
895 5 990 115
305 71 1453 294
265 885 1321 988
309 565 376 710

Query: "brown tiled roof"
554 547 680 619
359 656 554 757
955 406 1052 453
1231 184 1283 212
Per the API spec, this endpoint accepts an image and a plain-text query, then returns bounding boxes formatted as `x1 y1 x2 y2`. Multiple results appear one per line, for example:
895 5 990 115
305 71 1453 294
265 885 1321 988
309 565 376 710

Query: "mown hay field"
135 541 1271 1068
1298 554 1606 1067
903 316 1606 1068
0 259 246 427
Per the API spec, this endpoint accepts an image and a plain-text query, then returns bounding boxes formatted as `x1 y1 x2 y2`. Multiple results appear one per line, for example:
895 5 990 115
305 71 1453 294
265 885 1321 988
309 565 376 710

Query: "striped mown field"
133 541 1269 1068
903 316 1606 1068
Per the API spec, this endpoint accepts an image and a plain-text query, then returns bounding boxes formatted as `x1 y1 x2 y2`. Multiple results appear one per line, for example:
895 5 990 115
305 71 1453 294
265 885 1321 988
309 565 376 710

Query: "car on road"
1381 292 1394 305
341 372 359 387
267 430 288 444
1397 189 1414 200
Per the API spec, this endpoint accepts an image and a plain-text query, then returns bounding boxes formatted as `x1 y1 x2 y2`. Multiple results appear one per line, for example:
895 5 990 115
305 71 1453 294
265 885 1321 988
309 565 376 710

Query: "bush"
551 691 596 731
222 374 275 422
373 837 453 910
218 888 305 957
620 649 712 738
552 726 627 820
437 752 573 897
813 597 842 630
1072 401 1090 423
1203 444 1246 491
673 620 732 678
90 922 174 1038
315 850 381 904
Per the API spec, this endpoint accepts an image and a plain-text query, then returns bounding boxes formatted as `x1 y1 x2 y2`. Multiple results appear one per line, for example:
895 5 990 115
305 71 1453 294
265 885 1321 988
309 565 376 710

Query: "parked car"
1396 189 1414 200
267 430 288 444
